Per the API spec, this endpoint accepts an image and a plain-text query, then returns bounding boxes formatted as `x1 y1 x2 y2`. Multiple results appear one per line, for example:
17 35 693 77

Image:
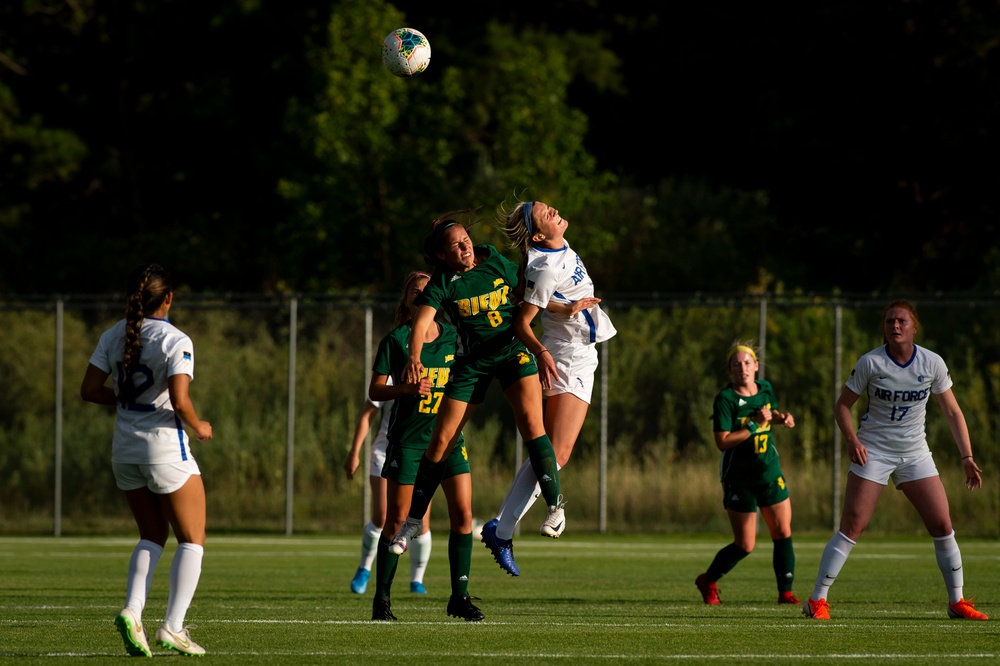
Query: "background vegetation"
2 295 998 537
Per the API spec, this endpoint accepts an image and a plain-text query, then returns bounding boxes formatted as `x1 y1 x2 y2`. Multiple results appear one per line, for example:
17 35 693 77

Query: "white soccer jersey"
845 344 953 456
368 375 393 452
89 318 196 464
522 241 617 344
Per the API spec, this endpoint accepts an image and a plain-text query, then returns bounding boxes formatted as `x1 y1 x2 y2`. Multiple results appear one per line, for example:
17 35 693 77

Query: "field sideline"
2 534 997 664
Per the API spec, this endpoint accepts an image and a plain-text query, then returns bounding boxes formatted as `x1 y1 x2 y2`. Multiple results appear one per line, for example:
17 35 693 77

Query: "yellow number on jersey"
418 391 444 414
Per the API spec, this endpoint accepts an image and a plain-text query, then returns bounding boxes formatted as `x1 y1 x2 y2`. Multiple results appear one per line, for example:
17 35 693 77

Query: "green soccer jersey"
372 321 463 451
416 244 520 358
712 379 783 482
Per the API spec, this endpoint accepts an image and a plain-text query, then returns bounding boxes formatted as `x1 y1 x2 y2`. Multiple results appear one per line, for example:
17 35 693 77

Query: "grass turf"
1 533 997 664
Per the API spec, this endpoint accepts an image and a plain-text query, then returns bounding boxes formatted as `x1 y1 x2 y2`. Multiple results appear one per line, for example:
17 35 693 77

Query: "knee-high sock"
448 530 472 598
773 536 795 593
408 455 448 520
409 530 432 583
811 531 856 601
374 536 400 600
705 543 749 581
124 539 164 616
525 435 560 506
165 542 203 632
495 460 562 541
359 520 381 571
933 530 964 603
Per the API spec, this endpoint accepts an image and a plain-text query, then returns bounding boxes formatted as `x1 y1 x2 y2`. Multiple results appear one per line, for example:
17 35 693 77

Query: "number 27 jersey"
845 344 952 456
372 322 463 451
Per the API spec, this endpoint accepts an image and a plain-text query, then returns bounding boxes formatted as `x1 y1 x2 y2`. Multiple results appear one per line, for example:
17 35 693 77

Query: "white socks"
811 531 856 601
359 521 381 571
165 542 204 633
124 539 164 617
933 530 964 603
409 530 432 583
495 460 562 541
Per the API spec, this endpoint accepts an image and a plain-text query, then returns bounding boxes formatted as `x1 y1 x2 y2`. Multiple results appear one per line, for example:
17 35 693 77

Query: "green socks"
706 543 750 581
525 434 560 506
448 530 473 598
773 536 795 592
374 536 400 599
408 455 448 520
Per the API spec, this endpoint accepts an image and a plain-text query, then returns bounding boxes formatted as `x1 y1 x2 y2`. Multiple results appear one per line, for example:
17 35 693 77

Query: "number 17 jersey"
845 344 952 456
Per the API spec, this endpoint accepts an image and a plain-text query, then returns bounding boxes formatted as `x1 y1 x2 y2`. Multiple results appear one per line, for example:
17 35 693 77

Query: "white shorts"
541 338 598 404
369 436 388 478
849 448 939 488
113 459 202 494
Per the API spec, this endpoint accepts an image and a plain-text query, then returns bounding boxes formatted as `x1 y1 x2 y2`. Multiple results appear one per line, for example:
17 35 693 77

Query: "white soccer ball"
382 27 431 78
471 518 484 540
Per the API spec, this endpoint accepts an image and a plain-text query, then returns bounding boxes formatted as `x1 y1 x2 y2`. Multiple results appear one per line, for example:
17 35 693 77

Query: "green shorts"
721 472 790 513
381 437 470 485
446 338 538 404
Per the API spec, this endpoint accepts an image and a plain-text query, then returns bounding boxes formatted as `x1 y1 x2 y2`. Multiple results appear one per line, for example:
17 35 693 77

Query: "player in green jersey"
388 211 565 559
369 271 482 622
696 340 800 606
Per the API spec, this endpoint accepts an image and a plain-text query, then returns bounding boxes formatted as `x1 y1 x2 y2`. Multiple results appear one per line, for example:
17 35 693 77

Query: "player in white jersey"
344 358 433 596
80 264 214 656
803 300 988 622
480 198 617 576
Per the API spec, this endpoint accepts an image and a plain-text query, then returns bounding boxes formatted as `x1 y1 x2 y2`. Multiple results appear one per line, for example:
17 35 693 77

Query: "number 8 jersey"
88 318 196 464
416 245 519 358
846 344 953 456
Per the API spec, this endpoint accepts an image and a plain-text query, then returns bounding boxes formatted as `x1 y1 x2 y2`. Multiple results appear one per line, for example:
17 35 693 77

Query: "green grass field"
2 533 997 664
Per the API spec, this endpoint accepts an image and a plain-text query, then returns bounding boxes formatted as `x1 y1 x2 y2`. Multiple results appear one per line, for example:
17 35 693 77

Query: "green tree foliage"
2 1 999 294
278 2 624 290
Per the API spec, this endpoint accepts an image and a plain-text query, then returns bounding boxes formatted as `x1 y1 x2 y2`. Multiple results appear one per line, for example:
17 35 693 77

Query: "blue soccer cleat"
350 567 370 595
480 518 520 576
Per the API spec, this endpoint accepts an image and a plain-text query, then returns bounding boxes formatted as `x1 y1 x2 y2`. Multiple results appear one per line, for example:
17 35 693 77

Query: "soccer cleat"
156 623 206 656
372 596 397 621
389 517 422 555
114 607 151 657
447 594 485 622
350 567 370 595
481 519 520 576
540 494 566 538
803 597 831 620
695 573 721 605
948 598 989 620
410 581 427 594
778 591 802 605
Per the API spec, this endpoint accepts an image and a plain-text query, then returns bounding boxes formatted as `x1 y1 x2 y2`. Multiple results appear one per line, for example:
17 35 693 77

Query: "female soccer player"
478 198 617 576
803 300 988 621
80 264 213 656
343 274 433 596
369 271 482 622
695 341 799 605
387 211 565 555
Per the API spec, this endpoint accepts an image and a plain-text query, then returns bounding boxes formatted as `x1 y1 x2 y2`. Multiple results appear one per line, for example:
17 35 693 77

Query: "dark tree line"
2 1 998 296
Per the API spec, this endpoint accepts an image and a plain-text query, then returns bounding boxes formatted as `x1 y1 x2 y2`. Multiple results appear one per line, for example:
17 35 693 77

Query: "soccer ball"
471 518 484 540
382 27 431 77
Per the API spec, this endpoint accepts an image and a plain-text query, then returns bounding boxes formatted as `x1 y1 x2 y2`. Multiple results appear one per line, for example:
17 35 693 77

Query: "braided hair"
120 264 172 406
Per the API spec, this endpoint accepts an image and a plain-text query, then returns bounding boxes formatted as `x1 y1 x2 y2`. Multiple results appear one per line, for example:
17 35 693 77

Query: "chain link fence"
3 292 999 537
